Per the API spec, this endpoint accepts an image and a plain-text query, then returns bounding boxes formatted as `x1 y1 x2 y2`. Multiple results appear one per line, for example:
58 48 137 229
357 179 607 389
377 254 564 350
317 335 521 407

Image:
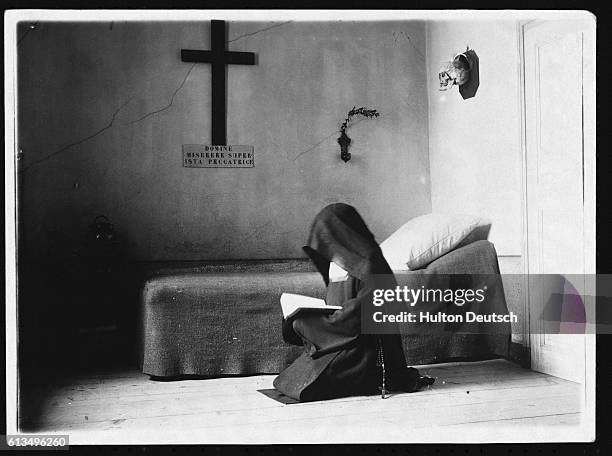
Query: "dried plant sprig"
340 106 380 134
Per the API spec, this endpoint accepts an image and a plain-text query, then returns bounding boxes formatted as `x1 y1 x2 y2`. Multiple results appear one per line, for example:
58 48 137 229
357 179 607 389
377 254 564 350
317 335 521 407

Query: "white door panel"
523 19 593 384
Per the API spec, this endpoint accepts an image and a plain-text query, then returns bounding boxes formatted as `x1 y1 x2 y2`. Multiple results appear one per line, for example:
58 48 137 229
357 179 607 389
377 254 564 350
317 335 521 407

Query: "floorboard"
18 359 588 444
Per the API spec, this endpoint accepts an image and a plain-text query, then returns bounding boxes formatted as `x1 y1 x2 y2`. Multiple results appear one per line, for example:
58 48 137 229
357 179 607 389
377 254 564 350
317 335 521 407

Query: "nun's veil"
302 203 395 287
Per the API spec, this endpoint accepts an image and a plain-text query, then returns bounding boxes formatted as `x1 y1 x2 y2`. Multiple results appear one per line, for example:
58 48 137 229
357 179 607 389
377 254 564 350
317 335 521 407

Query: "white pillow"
380 213 492 271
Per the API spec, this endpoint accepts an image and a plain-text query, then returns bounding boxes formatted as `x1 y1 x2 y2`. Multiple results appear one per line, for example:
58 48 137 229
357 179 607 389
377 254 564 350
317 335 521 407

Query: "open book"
280 293 342 320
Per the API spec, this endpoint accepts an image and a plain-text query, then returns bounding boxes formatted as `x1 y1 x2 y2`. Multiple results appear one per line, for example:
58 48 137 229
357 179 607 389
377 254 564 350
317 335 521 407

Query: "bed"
141 240 509 378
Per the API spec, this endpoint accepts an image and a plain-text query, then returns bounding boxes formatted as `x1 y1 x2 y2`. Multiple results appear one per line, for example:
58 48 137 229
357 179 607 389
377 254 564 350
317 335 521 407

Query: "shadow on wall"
18 211 141 374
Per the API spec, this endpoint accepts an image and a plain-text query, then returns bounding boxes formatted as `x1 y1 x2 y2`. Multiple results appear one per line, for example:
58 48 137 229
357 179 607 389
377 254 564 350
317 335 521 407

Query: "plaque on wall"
182 145 254 168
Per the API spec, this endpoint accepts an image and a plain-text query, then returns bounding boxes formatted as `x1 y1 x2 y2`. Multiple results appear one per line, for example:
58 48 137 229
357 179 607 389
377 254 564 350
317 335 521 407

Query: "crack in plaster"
227 21 293 44
17 21 293 174
392 30 426 61
19 62 196 174
292 130 339 162
128 63 196 125
18 97 134 174
292 108 399 162
20 21 411 174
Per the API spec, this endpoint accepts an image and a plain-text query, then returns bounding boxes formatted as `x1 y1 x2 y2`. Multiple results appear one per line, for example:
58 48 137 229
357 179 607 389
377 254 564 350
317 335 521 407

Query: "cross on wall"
181 20 256 146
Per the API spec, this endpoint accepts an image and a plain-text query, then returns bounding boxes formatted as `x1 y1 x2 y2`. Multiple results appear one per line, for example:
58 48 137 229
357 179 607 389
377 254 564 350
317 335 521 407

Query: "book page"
280 293 341 319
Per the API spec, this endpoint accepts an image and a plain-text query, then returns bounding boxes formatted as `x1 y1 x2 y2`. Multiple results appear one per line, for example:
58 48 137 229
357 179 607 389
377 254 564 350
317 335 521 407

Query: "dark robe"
273 203 420 402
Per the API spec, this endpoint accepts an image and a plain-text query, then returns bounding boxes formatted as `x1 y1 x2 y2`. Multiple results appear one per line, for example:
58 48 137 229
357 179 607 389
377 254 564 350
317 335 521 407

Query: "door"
523 18 595 384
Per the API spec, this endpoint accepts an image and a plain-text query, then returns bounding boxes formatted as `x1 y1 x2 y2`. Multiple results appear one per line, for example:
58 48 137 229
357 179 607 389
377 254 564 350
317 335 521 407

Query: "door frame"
517 19 533 353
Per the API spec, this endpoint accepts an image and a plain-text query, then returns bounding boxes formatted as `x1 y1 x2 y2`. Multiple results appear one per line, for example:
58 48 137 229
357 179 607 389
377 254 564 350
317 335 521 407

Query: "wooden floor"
18 359 587 444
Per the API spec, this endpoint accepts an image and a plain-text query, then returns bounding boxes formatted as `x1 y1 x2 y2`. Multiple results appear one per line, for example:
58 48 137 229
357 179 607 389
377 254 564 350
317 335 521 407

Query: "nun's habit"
273 203 427 402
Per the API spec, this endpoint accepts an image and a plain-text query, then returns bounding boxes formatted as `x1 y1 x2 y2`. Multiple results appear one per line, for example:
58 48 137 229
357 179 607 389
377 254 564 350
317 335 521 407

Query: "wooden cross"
181 20 255 146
